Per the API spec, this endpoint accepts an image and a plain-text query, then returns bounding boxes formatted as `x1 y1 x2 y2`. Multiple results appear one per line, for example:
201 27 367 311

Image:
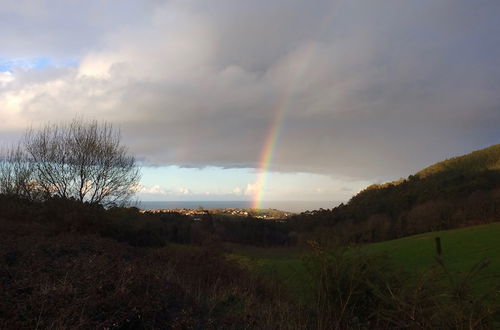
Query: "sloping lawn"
228 222 500 300
362 222 500 278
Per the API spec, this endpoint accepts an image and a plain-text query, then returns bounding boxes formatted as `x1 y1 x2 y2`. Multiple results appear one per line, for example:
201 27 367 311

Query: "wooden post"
435 237 442 255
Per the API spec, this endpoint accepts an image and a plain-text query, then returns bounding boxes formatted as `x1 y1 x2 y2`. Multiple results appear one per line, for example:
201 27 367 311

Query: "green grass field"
228 222 500 301
362 222 500 275
226 244 310 300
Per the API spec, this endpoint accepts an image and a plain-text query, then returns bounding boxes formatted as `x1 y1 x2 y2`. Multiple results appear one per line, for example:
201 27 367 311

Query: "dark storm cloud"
1 0 499 179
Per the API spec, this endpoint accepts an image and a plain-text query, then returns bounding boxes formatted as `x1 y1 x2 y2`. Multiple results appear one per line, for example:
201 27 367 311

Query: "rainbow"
251 45 317 210
251 93 290 209
251 2 342 210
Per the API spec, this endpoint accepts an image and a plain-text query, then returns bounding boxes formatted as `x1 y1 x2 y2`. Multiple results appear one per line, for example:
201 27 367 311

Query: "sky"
1 0 499 205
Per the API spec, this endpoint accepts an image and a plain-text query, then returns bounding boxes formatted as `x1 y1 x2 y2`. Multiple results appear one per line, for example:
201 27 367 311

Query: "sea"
136 201 339 213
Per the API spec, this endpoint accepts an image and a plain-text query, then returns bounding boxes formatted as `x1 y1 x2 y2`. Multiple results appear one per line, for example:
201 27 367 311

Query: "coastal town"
140 207 292 220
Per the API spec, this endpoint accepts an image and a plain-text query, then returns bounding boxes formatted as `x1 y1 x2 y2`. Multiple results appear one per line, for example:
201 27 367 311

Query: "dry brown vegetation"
0 209 301 329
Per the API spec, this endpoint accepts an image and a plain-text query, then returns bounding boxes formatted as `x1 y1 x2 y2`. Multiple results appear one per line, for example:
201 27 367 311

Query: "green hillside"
362 222 500 283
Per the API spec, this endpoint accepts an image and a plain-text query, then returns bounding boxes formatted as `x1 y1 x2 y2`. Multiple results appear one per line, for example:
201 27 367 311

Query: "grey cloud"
1 0 500 180
0 0 158 58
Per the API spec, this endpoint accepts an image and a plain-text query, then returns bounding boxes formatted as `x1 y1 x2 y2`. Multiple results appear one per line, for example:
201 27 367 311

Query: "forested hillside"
289 144 500 244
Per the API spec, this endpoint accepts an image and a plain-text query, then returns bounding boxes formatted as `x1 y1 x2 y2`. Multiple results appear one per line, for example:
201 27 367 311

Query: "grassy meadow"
363 222 500 275
229 222 500 301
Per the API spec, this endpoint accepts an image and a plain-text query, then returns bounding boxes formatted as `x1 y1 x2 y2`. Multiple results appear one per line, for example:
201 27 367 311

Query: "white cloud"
244 183 259 196
137 184 167 195
0 0 499 181
77 53 117 79
179 187 191 195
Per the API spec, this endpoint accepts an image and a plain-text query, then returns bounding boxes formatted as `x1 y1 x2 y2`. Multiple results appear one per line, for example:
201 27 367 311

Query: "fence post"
435 237 442 255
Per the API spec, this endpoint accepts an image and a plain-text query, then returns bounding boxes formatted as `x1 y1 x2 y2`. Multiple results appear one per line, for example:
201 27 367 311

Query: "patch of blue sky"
141 166 257 195
139 165 371 202
0 57 78 72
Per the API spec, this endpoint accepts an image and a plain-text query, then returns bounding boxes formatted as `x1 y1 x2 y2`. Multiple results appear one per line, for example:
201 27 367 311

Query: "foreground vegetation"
0 197 301 329
1 195 498 329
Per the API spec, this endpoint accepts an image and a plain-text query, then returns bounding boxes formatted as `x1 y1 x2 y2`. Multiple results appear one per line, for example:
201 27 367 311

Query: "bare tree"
0 145 37 198
0 119 140 207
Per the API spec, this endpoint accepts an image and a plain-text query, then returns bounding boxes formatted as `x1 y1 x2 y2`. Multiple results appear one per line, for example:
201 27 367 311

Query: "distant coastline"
136 200 339 213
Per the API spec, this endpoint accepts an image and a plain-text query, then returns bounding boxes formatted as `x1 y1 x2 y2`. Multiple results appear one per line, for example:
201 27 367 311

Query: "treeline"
4 143 499 249
288 144 500 244
0 194 292 248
